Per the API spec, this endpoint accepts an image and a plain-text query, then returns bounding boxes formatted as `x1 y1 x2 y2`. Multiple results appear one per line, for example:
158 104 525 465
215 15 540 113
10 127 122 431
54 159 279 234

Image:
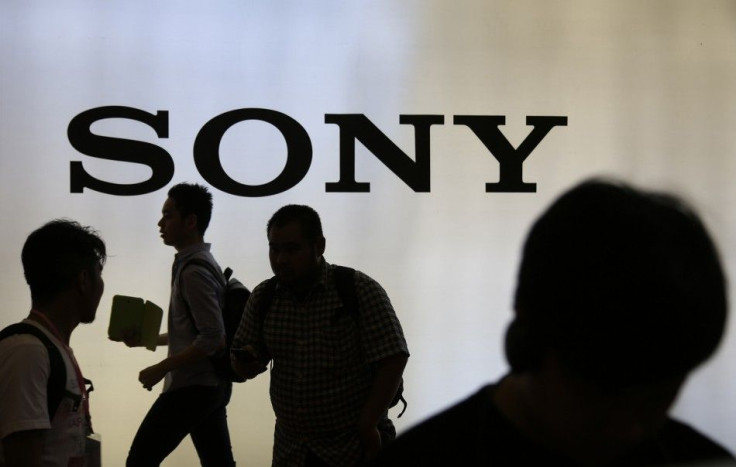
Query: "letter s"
68 106 173 196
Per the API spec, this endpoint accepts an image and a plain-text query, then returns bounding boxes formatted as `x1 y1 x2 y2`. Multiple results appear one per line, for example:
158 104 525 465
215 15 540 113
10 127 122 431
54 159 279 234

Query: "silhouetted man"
124 183 235 467
376 179 735 466
232 204 409 466
0 219 106 466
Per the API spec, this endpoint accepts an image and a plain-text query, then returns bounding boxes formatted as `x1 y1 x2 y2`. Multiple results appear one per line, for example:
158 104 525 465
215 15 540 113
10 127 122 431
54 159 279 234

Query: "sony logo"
68 106 567 196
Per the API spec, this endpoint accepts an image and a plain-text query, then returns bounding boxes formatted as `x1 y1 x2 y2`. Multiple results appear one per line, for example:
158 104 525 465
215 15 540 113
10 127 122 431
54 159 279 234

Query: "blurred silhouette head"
267 204 324 243
166 182 213 236
22 219 107 308
267 205 326 289
507 178 727 386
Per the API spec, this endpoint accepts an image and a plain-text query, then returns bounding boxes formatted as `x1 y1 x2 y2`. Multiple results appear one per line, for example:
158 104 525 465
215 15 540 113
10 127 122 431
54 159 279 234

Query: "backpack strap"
252 276 278 362
177 257 228 327
257 277 278 317
0 323 67 420
177 258 228 345
332 265 407 418
179 258 227 290
333 265 358 318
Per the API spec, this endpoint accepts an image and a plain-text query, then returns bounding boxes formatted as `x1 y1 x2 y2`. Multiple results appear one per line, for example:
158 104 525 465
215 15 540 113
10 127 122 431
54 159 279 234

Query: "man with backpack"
123 182 235 467
0 219 106 466
231 204 409 467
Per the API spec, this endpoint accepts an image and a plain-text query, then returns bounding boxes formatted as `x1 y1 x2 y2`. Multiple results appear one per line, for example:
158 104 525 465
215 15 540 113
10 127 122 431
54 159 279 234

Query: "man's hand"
120 327 142 347
357 353 407 458
113 331 168 348
137 342 204 390
230 345 267 379
139 362 168 390
358 424 382 461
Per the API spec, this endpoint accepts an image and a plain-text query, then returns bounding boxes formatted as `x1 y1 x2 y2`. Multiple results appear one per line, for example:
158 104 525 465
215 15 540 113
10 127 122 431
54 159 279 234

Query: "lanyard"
29 310 93 431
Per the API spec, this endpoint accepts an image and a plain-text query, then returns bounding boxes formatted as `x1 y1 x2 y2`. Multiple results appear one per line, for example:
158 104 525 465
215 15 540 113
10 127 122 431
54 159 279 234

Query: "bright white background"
2 1 736 465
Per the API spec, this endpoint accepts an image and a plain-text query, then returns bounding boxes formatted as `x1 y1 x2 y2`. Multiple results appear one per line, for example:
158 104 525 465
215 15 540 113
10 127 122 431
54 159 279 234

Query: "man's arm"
351 271 410 458
230 345 268 380
2 429 45 467
0 337 53 464
119 332 168 348
139 264 225 389
180 265 226 355
157 333 169 346
230 281 272 379
139 341 221 390
357 353 409 458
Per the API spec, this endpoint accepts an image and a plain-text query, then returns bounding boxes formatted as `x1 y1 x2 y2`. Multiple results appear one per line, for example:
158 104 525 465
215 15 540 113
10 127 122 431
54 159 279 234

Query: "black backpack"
180 259 251 383
0 323 67 419
259 265 407 417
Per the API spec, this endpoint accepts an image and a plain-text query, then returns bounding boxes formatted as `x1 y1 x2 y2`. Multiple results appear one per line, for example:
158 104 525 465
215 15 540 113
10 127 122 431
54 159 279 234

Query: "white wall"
2 1 736 465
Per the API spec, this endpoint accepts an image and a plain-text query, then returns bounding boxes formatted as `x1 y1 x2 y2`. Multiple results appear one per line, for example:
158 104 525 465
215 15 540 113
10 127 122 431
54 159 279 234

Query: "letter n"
325 114 444 192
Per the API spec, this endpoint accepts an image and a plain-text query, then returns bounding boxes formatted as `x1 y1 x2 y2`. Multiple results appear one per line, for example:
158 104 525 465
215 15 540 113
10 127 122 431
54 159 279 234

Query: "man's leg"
127 386 229 467
190 383 236 467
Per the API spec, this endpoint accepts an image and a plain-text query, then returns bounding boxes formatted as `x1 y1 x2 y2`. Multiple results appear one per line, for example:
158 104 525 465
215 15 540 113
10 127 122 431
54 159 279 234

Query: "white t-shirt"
0 320 91 467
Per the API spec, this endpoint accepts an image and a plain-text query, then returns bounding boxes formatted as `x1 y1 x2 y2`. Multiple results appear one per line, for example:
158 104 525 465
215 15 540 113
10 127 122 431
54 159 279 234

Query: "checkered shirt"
233 259 409 466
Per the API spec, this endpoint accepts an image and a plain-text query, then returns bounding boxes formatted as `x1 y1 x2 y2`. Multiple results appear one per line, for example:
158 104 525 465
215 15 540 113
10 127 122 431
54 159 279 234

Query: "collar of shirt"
173 243 212 269
274 257 331 299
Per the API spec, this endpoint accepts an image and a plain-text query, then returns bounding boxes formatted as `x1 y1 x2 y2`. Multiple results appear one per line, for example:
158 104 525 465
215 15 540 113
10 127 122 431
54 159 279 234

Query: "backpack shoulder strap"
333 265 358 317
331 266 408 417
177 258 228 319
179 258 227 289
256 276 279 327
246 277 278 363
0 323 67 419
176 258 233 361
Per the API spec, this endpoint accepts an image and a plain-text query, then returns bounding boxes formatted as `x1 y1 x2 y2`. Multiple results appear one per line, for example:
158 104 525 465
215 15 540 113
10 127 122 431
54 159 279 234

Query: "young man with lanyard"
0 219 106 467
123 183 235 467
232 204 409 466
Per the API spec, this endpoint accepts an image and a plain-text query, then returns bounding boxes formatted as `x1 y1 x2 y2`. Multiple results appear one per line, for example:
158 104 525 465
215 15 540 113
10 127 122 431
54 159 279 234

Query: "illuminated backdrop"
2 1 736 465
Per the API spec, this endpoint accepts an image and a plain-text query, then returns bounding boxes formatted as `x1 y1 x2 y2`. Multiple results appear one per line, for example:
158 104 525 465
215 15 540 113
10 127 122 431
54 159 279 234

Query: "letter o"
194 108 313 197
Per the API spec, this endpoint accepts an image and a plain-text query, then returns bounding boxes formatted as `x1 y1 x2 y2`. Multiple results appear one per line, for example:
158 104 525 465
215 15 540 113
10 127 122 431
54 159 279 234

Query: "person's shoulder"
405 384 492 431
246 277 279 304
656 418 736 464
186 249 219 269
329 263 385 293
1 322 57 350
0 326 51 377
348 266 375 283
181 252 223 283
0 331 49 355
251 277 276 294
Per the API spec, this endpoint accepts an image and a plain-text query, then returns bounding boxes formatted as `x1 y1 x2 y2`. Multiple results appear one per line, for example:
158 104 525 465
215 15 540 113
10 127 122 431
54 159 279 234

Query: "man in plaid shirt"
232 204 409 467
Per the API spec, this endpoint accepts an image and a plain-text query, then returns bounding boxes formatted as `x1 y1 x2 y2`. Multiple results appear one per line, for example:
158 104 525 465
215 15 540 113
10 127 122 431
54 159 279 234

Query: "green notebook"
108 295 163 351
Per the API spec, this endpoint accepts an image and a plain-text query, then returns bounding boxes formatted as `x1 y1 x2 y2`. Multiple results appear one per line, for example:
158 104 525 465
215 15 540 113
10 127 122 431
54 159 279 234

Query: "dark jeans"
127 383 235 467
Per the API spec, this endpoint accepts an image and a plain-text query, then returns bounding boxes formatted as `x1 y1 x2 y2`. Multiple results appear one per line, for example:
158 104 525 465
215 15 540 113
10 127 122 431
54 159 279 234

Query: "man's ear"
505 314 544 374
315 237 326 258
77 268 92 293
184 213 199 233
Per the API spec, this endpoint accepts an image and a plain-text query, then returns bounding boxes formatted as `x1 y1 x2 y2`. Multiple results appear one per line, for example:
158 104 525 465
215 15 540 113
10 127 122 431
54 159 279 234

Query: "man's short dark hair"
267 205 324 242
508 178 727 385
22 219 107 305
167 183 213 236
